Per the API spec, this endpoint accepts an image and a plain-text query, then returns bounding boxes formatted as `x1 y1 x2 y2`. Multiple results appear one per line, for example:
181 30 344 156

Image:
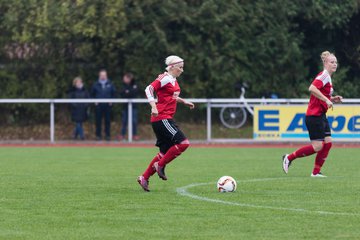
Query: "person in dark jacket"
91 69 116 141
68 77 90 140
119 73 139 140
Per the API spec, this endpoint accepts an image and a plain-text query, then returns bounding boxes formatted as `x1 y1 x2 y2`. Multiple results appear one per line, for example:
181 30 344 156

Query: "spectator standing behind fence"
91 69 116 141
68 77 89 140
119 73 139 141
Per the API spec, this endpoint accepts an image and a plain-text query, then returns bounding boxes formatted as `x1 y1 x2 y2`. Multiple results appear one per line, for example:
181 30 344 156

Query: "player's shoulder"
315 70 330 82
155 72 175 87
155 72 168 81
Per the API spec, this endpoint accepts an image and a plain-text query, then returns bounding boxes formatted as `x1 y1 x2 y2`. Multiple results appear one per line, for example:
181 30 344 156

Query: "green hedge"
0 0 359 123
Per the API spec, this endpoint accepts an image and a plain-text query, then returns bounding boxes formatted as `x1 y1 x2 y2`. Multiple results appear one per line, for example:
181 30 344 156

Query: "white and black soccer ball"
217 176 237 192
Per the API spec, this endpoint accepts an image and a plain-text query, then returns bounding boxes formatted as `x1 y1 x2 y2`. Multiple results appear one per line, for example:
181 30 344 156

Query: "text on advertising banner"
253 105 360 140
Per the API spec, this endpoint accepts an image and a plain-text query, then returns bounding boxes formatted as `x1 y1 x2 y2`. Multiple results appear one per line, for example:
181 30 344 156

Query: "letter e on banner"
348 116 360 132
259 110 279 131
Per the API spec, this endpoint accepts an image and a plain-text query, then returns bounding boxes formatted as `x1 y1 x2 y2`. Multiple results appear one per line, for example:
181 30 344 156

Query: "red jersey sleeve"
150 79 161 91
312 79 323 89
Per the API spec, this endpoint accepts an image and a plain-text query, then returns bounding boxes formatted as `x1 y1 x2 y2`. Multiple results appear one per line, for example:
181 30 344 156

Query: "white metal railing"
1 98 360 143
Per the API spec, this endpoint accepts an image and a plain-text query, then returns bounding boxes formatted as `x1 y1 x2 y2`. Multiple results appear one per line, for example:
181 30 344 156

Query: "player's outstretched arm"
177 97 195 109
149 101 158 116
331 95 343 103
145 85 159 116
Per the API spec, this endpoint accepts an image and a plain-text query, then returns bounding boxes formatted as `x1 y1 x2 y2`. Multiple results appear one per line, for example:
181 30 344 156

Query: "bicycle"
219 83 254 129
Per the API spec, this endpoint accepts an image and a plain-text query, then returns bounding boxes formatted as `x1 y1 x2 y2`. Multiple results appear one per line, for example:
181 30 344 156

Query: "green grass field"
1 146 359 240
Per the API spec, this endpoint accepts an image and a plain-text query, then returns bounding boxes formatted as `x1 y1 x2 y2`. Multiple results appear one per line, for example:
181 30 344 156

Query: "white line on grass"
176 177 359 216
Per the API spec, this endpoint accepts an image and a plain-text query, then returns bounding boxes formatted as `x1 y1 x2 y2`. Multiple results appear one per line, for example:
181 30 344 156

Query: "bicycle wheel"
220 107 247 129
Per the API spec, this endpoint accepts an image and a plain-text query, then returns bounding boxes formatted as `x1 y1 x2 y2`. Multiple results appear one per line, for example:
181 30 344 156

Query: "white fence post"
206 100 211 142
50 101 55 143
128 101 133 142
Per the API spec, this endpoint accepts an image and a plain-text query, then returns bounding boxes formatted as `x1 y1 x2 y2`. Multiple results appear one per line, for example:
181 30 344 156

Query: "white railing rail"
1 98 360 143
1 98 360 104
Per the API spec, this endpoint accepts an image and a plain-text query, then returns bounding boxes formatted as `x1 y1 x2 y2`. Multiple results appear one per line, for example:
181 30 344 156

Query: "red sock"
288 145 316 161
142 153 163 180
158 140 190 167
313 142 332 175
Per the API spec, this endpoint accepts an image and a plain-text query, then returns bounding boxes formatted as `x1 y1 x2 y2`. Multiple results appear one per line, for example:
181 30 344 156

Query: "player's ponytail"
320 51 331 64
165 55 184 71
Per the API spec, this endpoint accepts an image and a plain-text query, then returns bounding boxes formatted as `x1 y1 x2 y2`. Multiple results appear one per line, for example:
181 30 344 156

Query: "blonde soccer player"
282 51 343 177
137 55 195 191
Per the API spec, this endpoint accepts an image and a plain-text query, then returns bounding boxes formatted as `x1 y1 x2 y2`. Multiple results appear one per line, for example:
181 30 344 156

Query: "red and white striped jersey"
306 69 334 116
145 72 181 122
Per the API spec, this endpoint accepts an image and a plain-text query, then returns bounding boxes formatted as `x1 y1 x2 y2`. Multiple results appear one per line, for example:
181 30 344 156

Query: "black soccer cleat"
154 162 167 181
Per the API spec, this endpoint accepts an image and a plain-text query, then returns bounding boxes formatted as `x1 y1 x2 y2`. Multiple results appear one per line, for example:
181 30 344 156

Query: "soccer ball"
217 176 237 192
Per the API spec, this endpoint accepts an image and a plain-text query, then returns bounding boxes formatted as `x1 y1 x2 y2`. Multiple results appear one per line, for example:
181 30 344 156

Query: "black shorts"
151 119 187 154
305 114 331 141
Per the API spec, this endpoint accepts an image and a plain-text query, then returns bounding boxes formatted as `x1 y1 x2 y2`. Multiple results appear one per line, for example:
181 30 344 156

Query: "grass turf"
0 146 359 240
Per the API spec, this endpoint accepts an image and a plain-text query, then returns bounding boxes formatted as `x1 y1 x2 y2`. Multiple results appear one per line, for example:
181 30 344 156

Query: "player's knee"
178 139 190 152
324 141 332 150
324 137 332 144
312 142 323 152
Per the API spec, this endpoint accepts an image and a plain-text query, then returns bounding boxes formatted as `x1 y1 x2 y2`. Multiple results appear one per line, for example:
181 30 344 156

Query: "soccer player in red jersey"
137 55 195 191
282 51 343 177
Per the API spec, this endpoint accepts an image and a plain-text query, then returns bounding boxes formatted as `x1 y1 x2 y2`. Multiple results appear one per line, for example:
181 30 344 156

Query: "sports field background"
1 146 359 240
